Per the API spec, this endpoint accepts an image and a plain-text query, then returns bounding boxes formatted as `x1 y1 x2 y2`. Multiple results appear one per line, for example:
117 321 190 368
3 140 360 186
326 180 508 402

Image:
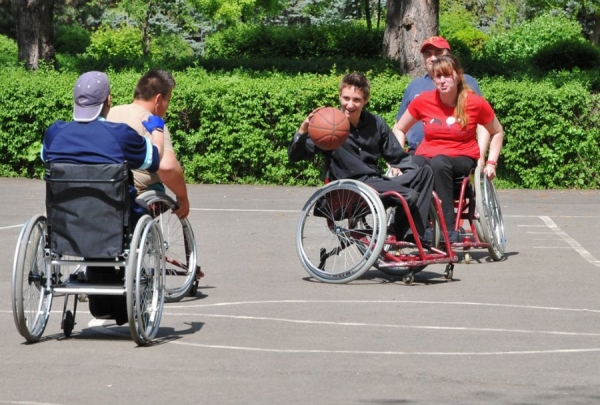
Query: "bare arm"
481 117 504 180
151 130 164 160
157 150 189 218
476 124 490 168
392 110 419 150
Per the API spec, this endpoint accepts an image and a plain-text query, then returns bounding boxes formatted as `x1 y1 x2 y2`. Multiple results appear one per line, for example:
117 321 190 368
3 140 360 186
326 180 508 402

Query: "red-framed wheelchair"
294 166 505 285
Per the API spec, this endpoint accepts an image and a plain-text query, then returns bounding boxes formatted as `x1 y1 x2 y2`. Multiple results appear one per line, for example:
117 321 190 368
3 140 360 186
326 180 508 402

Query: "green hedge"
1 67 599 189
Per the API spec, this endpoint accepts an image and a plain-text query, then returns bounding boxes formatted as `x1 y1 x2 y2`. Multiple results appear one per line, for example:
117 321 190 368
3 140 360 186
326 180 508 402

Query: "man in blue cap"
41 71 166 325
43 70 164 170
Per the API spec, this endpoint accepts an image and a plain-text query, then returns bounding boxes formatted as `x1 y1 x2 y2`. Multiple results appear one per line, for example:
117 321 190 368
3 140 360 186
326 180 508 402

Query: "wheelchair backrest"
45 162 130 258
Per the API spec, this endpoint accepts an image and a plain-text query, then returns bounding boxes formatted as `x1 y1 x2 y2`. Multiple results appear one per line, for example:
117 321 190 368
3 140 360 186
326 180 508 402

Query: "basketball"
308 107 350 150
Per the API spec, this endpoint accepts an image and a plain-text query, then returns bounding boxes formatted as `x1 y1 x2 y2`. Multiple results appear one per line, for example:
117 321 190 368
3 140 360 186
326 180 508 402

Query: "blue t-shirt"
41 119 158 170
41 118 160 221
396 74 482 151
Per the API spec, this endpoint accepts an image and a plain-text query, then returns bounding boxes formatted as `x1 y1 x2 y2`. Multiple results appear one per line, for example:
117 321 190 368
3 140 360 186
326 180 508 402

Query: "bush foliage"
204 22 385 60
475 13 588 76
2 12 600 189
1 65 599 189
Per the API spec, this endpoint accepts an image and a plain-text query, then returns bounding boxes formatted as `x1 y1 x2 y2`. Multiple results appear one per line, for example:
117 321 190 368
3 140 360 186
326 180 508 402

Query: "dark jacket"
288 110 410 181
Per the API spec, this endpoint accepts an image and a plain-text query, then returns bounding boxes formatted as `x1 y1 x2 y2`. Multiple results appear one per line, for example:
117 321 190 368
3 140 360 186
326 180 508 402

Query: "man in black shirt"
289 72 434 241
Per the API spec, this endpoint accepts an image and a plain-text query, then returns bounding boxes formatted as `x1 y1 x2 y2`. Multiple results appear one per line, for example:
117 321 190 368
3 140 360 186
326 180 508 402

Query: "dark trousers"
412 155 477 231
363 165 434 239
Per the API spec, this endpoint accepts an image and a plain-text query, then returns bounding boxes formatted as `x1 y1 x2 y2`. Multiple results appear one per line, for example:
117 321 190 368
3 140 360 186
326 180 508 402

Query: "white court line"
166 312 600 337
5 298 600 357
173 299 600 313
165 298 600 355
170 341 600 356
539 216 600 267
2 298 600 316
0 402 65 405
0 225 23 230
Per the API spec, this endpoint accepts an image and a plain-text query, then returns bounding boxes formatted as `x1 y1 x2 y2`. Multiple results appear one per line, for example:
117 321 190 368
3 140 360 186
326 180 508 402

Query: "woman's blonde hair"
432 54 473 128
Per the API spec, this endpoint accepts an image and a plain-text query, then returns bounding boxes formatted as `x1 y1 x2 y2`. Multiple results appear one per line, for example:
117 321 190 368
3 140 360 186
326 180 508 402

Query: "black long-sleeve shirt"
288 110 409 181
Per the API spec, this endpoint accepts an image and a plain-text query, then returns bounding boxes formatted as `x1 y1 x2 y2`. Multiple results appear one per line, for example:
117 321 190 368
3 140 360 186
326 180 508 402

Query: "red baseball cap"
420 36 451 53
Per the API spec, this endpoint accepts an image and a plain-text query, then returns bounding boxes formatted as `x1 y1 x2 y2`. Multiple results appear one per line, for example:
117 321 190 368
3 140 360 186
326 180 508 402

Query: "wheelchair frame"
295 166 505 284
139 190 202 302
453 167 506 263
11 163 167 345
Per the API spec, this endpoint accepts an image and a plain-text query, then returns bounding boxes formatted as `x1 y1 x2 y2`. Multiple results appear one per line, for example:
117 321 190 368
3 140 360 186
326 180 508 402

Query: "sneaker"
448 227 466 243
403 232 428 245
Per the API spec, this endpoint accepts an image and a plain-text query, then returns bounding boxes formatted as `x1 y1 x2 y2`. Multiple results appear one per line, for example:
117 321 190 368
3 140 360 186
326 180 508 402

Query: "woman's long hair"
431 54 473 128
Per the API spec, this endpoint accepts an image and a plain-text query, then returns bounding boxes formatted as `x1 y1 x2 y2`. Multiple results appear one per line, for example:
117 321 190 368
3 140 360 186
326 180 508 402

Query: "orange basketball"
308 107 350 150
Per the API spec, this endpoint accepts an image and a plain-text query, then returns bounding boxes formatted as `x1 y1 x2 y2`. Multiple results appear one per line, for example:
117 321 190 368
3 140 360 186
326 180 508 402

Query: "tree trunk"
141 0 154 57
11 0 56 70
382 0 439 76
364 0 372 30
590 14 600 46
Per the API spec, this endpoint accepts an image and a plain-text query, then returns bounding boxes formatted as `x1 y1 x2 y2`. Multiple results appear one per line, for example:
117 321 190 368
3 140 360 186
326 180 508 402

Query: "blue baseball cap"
73 71 110 122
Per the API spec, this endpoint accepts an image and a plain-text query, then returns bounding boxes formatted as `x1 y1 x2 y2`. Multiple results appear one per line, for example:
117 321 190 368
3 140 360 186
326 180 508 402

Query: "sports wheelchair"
295 166 505 284
138 190 202 302
451 166 505 263
11 162 166 345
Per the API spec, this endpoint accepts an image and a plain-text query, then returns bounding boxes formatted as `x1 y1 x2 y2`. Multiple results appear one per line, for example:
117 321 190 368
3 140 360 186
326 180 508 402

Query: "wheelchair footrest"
53 282 126 296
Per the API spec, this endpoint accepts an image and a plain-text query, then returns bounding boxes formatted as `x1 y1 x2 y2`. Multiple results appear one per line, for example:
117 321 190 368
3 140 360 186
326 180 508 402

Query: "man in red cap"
395 36 486 154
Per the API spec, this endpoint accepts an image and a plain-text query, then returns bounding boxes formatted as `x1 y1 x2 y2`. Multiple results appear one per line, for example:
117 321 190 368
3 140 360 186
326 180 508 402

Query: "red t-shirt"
408 90 495 159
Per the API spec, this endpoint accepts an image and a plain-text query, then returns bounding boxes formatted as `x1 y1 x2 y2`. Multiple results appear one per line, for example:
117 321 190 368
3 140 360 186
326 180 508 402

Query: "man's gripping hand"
142 115 165 133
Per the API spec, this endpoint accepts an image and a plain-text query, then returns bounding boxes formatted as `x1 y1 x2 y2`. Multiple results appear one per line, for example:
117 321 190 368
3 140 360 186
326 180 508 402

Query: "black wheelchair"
11 162 166 345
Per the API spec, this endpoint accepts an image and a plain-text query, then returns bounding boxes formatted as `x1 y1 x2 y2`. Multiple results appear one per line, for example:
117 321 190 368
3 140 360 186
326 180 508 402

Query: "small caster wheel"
189 281 198 297
444 264 454 280
464 252 471 264
62 310 74 337
403 273 414 285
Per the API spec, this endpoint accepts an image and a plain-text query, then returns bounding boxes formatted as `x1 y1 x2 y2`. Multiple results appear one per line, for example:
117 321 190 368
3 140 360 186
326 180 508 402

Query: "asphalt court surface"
1 178 600 404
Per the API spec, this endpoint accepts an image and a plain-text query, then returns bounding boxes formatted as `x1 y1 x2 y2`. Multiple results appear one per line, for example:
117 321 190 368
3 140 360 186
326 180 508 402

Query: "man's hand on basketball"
299 107 325 134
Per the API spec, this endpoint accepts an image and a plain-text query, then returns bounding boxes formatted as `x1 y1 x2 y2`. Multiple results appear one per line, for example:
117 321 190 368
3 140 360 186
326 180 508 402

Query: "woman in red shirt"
393 54 504 241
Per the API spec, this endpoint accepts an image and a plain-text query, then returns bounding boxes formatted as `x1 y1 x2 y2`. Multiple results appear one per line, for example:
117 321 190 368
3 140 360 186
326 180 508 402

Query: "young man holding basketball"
288 72 434 242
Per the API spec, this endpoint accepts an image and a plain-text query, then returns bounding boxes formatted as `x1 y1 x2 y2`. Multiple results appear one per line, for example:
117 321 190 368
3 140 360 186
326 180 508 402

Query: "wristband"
142 115 165 133
485 160 497 166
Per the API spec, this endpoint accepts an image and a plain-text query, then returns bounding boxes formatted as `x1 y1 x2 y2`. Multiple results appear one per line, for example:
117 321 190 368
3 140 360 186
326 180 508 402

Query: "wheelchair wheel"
475 167 506 261
12 214 52 343
127 215 166 345
375 200 441 276
471 178 486 244
139 191 197 302
296 179 387 283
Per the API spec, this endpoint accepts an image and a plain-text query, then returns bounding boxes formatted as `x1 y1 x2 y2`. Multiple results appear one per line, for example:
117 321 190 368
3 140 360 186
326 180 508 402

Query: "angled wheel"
139 191 197 302
296 179 387 283
475 167 506 261
62 310 74 337
12 214 52 343
127 215 166 345
375 200 441 276
470 175 486 243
